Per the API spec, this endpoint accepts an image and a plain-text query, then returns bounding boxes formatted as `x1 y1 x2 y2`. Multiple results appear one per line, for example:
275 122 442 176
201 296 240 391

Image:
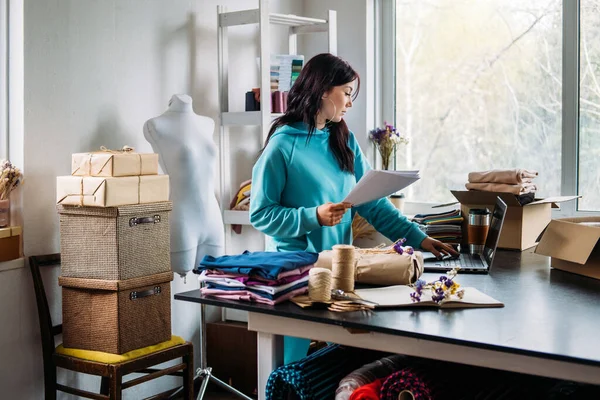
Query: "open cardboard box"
450 191 578 251
535 217 600 280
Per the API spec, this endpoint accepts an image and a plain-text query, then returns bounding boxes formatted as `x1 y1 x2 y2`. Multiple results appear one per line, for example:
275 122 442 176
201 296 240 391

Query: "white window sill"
0 257 25 273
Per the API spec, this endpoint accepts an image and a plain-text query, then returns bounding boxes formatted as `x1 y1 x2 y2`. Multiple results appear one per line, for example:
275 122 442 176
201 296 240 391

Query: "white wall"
0 0 301 398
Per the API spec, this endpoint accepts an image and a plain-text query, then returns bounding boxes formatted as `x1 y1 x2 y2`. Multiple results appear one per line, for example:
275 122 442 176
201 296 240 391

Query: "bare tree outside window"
579 0 600 211
394 0 565 204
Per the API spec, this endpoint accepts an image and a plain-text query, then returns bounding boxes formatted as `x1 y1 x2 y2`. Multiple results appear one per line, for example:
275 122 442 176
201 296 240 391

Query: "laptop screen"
482 197 508 266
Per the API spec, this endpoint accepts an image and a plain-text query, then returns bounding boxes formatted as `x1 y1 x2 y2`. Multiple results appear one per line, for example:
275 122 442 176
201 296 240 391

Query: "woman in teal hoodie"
250 53 457 362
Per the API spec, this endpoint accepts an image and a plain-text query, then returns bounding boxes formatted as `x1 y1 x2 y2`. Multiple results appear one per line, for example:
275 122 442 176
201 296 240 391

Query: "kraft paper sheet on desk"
354 285 504 309
344 170 420 206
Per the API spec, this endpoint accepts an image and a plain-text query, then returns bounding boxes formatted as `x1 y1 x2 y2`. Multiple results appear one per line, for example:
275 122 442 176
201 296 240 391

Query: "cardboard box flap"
450 190 522 206
528 195 580 208
535 218 600 264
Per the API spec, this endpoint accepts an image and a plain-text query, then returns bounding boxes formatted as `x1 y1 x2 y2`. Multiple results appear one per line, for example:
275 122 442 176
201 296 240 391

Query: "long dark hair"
264 53 360 173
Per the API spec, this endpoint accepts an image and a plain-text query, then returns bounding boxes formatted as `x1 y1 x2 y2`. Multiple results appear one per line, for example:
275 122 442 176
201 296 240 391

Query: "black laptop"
423 196 508 274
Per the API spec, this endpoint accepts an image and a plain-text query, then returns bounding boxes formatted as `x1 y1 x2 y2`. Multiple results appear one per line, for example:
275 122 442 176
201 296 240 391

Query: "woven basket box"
59 272 173 354
58 202 172 280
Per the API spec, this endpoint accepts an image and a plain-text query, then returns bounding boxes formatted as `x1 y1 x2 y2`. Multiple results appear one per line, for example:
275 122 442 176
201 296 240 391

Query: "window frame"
379 0 599 216
1 0 8 159
1 0 23 166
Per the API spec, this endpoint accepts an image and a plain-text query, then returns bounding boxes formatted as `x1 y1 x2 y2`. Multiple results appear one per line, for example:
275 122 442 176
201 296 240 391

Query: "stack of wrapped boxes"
55 148 173 354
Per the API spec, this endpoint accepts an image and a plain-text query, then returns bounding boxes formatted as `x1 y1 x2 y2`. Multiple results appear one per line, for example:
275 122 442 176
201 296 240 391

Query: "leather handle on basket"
130 286 162 300
129 215 161 227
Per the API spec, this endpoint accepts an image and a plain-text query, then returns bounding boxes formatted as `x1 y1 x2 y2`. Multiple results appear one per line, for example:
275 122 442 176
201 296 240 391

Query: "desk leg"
257 331 283 400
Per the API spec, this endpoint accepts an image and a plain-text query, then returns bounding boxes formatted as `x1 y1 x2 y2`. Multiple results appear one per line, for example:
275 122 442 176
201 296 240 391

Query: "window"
385 0 599 213
579 0 600 211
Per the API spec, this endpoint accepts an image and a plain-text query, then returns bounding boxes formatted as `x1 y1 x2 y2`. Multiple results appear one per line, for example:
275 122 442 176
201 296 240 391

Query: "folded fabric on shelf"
198 250 318 280
465 182 537 195
229 179 252 234
468 168 538 184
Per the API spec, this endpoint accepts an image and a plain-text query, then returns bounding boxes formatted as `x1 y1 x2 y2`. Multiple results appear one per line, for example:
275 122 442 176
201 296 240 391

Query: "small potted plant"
368 122 409 170
0 160 24 228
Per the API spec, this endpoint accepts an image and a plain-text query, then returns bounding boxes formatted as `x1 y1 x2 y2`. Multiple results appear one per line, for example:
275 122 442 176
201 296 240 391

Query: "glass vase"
382 156 391 170
0 199 9 228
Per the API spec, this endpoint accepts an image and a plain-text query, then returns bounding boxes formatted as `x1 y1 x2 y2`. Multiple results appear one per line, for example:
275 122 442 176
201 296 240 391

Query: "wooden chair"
29 253 195 400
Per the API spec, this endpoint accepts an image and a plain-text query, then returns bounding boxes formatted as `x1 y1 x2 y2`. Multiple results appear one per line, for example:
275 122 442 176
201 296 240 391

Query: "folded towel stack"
466 169 538 195
196 251 317 305
411 209 463 245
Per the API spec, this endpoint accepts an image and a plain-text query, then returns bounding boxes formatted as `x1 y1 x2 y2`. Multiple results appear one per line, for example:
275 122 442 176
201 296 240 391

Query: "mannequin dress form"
143 94 224 277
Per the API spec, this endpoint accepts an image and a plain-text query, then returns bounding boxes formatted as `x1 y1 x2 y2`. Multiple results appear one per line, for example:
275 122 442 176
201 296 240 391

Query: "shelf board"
0 257 25 273
269 13 327 27
224 210 251 225
222 111 283 126
219 9 327 28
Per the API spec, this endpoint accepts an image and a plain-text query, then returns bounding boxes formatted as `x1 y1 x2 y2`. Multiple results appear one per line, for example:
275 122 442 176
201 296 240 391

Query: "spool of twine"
308 268 332 302
331 244 356 292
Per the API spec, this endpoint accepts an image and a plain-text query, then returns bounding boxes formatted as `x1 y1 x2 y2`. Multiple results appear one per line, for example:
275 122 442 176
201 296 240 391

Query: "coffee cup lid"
469 208 490 215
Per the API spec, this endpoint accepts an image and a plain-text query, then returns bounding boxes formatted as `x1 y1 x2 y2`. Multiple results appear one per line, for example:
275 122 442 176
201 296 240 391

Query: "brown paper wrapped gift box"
56 175 169 208
71 151 159 177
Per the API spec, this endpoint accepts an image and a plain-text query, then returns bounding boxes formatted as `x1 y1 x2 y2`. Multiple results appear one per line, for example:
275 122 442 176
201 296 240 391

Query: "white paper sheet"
354 285 503 308
343 170 420 206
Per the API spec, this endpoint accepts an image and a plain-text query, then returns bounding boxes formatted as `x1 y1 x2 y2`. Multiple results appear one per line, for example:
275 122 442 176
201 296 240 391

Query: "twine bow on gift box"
72 146 144 176
99 145 135 153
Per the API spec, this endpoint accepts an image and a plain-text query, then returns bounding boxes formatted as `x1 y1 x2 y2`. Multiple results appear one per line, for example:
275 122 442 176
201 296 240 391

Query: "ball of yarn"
308 267 333 302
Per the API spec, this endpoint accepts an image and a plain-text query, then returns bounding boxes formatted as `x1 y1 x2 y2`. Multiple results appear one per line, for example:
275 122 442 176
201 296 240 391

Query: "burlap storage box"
58 202 172 280
59 271 173 354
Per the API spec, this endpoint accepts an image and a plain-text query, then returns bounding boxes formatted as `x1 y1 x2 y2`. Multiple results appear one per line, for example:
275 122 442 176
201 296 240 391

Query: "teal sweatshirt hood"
270 121 328 137
250 122 426 253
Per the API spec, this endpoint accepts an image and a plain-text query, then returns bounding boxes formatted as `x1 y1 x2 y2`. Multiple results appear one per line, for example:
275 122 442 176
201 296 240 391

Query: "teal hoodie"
250 122 427 253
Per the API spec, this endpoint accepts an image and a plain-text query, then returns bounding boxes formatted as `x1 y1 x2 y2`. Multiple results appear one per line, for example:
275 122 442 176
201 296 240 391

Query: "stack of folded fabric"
411 209 463 245
195 251 317 305
466 168 538 195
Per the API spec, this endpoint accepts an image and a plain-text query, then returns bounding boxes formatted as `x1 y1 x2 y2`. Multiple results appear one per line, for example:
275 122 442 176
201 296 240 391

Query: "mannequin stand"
192 300 253 400
171 283 254 400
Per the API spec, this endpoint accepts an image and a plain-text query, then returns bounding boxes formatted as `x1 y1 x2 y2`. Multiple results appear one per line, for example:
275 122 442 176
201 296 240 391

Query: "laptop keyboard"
442 255 483 270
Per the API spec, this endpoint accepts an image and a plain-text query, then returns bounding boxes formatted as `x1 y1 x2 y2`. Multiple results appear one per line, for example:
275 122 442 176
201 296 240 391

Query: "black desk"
175 249 600 400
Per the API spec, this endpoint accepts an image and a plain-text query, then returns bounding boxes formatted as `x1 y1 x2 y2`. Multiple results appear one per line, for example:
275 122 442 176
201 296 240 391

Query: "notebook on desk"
422 196 507 274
